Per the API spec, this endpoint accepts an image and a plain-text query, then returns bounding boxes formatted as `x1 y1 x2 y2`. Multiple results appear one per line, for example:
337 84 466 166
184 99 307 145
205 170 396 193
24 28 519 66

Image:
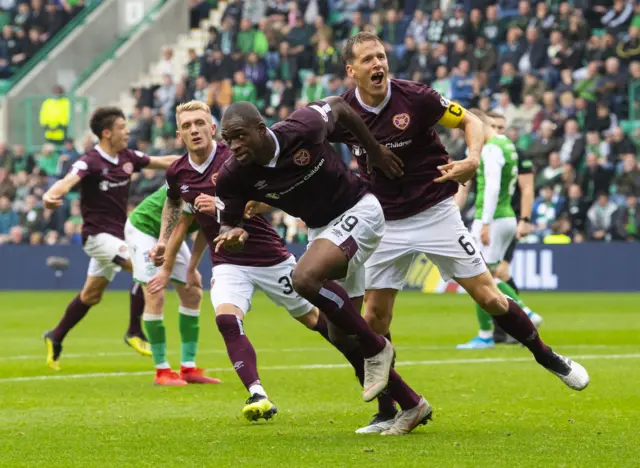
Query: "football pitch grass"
0 291 638 467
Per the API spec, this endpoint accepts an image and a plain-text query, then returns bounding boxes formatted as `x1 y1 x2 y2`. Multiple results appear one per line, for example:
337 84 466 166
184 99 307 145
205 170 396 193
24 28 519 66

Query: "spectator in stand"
0 167 15 199
613 154 640 197
0 194 19 244
580 152 615 204
535 152 565 193
533 184 562 240
558 119 586 167
232 69 257 105
562 184 590 237
587 193 618 241
450 59 474 108
407 41 431 83
527 120 560 170
609 126 637 164
511 94 540 134
614 194 640 241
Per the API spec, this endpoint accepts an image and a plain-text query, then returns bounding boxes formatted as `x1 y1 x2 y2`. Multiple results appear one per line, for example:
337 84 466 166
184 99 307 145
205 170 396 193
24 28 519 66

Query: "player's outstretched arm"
323 96 404 178
146 155 181 170
43 173 81 209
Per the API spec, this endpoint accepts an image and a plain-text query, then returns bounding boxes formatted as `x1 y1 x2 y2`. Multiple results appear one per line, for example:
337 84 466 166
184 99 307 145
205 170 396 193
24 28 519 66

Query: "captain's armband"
436 101 466 129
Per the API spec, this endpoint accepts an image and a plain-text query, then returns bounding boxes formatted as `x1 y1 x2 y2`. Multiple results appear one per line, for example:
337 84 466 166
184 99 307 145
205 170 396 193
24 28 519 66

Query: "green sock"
143 314 168 368
475 303 494 332
179 306 200 366
495 279 527 309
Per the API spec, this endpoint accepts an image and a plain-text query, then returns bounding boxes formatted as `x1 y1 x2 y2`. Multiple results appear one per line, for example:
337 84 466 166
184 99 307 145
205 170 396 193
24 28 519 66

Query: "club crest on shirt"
211 172 218 185
392 113 411 131
122 162 134 175
293 149 311 166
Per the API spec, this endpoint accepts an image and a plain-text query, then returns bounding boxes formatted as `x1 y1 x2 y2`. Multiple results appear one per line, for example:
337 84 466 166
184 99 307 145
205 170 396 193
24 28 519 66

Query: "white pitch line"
0 344 634 362
2 353 639 383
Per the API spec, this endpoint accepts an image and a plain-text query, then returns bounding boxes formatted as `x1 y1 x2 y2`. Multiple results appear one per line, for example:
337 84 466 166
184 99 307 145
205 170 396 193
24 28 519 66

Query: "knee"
291 266 322 299
477 291 507 315
80 289 102 306
186 286 203 307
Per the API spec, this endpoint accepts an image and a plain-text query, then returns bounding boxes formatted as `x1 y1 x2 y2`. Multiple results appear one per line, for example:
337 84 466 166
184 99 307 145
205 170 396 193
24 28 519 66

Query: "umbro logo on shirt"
181 185 189 193
254 180 268 190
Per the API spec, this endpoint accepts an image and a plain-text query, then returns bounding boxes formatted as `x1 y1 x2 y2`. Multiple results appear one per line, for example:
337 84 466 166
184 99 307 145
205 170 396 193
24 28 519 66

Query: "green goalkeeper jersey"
128 186 199 238
475 135 518 223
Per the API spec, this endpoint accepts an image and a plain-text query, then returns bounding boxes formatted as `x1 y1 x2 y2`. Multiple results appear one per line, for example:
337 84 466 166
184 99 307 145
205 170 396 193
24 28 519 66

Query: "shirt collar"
266 128 280 168
95 144 119 164
188 141 217 173
355 80 392 115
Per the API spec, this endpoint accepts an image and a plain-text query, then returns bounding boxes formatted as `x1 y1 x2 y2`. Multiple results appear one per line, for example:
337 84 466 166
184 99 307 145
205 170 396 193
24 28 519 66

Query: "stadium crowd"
0 0 90 79
0 0 639 246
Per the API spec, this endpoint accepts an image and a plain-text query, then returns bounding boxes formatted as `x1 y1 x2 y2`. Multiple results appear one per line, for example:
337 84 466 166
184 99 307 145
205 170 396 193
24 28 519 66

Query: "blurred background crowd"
0 0 639 246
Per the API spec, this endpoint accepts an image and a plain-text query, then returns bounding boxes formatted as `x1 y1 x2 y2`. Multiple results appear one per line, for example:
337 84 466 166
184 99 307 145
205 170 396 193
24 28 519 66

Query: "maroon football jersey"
70 145 150 242
165 142 290 267
332 79 458 220
217 102 368 229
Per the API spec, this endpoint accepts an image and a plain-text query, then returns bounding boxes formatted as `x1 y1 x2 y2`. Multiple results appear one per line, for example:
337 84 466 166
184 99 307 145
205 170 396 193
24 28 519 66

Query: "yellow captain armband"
436 101 466 129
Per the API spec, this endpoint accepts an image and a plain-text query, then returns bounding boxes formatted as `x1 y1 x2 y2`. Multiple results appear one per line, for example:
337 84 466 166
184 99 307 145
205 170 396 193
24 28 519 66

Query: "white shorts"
124 220 191 284
83 232 131 282
366 197 487 290
308 193 385 297
210 255 313 318
471 217 517 267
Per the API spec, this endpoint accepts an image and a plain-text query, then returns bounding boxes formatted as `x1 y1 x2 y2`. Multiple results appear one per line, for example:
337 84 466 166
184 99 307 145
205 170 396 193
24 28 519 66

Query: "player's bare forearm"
162 214 191 271
518 173 534 219
325 96 379 153
47 174 79 198
43 173 80 208
458 112 485 164
159 197 183 244
147 155 181 170
188 229 208 271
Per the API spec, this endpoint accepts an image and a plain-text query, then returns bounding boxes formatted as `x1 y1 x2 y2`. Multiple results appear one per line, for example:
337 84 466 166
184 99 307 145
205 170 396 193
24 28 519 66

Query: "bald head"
222 101 264 126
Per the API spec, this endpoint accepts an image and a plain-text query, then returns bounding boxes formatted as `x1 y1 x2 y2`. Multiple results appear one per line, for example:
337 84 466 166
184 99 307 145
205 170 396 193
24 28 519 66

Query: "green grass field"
1 291 639 467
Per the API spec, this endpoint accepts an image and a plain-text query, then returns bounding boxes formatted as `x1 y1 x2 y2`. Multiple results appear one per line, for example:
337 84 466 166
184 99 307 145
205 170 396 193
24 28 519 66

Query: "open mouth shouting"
371 71 385 87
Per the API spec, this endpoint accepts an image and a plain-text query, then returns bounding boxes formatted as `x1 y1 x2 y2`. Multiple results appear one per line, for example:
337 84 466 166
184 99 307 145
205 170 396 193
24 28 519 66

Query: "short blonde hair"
175 100 212 124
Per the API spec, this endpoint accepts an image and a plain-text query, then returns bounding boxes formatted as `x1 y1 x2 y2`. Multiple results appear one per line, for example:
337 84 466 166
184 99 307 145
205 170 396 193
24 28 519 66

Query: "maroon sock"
51 294 91 342
216 314 260 390
312 311 330 342
386 370 421 411
127 282 145 336
309 281 385 358
493 298 550 358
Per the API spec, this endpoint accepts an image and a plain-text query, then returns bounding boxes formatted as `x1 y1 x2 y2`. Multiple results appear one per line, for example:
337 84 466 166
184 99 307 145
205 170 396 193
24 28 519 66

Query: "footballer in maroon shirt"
41 107 180 370
334 32 589 431
215 99 432 435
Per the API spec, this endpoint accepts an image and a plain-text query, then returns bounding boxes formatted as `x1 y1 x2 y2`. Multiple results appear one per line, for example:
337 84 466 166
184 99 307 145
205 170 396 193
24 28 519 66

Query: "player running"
330 32 589 432
488 111 537 345
456 109 543 349
124 186 220 385
42 107 179 370
147 101 380 425
214 99 430 436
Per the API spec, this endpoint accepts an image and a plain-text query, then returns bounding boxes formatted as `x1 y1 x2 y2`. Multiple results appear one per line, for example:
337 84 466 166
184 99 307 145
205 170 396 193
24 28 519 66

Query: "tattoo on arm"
160 197 183 243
